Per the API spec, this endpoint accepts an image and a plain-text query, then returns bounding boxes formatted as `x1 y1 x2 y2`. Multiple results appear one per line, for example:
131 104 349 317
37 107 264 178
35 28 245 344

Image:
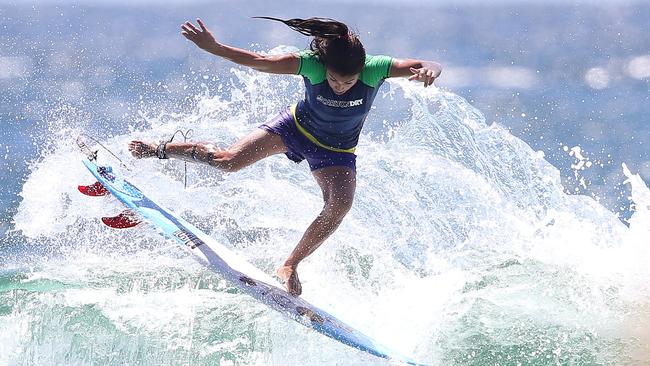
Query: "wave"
3 58 650 365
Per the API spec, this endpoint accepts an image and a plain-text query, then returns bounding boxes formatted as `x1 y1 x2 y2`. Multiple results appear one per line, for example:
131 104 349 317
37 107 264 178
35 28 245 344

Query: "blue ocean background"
2 1 649 230
1 1 649 365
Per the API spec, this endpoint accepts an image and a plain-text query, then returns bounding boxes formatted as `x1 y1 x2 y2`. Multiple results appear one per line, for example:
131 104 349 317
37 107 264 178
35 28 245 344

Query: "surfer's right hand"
128 140 157 159
181 18 219 51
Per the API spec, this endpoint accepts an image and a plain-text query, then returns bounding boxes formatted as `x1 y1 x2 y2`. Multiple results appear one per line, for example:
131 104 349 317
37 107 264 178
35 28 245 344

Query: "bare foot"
276 265 302 296
128 140 158 159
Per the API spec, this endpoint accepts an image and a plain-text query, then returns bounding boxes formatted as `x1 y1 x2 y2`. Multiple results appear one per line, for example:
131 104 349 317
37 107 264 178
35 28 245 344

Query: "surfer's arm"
389 59 442 87
181 19 299 75
209 45 299 74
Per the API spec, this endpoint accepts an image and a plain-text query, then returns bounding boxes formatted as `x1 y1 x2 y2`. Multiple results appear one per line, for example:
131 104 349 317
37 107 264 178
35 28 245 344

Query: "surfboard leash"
167 129 194 189
78 129 194 188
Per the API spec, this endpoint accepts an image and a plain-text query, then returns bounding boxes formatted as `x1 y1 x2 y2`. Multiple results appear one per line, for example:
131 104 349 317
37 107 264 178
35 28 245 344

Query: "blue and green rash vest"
292 50 393 153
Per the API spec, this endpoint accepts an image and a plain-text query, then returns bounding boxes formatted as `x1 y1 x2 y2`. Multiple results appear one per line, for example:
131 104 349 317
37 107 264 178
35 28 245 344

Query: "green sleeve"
296 50 326 84
359 55 393 88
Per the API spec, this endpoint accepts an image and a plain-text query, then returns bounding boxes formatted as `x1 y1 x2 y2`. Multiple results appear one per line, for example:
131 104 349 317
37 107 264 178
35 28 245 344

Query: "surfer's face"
326 70 359 95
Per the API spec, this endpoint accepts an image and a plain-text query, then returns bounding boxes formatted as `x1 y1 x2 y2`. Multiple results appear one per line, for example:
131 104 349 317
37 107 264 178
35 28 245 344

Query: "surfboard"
77 148 425 365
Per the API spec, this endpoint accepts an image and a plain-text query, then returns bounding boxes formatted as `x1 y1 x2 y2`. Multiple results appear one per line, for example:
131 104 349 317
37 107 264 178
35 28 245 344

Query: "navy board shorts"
259 108 356 172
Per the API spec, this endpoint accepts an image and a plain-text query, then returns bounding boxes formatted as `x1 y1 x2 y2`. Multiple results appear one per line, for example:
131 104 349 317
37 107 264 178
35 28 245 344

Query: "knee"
323 196 354 222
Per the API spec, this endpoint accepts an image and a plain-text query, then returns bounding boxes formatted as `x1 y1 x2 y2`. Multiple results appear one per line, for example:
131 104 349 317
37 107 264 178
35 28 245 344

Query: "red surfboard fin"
78 181 110 197
101 210 142 229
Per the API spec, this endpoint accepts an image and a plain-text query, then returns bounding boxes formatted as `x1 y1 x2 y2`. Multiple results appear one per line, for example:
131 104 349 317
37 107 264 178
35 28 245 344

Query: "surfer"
128 17 442 296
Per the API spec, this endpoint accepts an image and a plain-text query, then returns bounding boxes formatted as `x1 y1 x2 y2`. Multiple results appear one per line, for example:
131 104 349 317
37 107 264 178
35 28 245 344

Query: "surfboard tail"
78 180 142 228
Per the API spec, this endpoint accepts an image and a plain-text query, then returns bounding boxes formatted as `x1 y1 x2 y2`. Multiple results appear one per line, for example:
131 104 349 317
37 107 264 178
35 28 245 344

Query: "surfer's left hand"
408 62 441 87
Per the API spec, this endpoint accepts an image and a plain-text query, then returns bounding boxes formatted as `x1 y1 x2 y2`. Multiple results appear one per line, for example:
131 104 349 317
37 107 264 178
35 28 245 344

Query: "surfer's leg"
277 166 356 296
128 129 286 172
209 129 288 171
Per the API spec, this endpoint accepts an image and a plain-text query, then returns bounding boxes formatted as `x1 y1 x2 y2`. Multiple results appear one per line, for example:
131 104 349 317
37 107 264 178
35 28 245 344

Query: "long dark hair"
254 16 366 76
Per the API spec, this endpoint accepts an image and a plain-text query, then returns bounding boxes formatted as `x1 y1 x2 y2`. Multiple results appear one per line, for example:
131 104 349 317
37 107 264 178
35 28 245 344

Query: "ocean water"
2 1 649 227
3 67 650 365
2 2 650 365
